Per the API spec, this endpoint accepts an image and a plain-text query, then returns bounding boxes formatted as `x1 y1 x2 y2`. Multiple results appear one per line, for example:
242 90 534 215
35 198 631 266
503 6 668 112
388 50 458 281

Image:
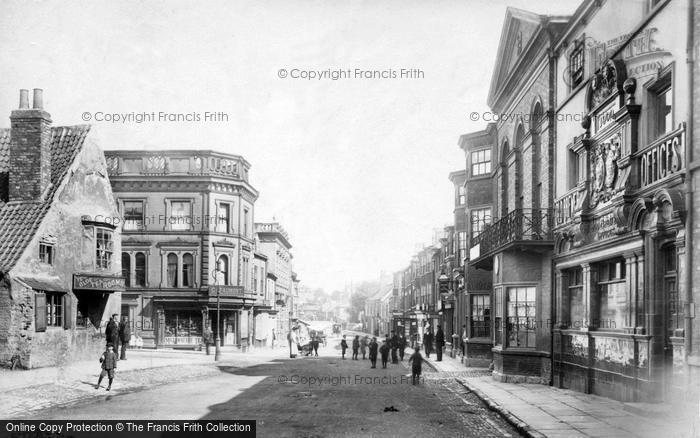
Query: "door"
662 245 678 398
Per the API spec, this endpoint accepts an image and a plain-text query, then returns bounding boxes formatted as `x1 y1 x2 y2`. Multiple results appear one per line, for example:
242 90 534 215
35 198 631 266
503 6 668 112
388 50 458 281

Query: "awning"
15 276 68 293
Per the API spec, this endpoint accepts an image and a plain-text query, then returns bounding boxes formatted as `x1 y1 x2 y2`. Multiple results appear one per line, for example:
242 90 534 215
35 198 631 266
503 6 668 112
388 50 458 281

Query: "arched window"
515 123 525 148
183 253 194 287
135 252 146 287
122 253 131 287
167 253 178 287
217 255 229 286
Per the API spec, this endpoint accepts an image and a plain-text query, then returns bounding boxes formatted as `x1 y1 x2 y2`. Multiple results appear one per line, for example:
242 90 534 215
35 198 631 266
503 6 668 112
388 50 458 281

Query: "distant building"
255 222 294 337
105 149 259 349
0 89 124 368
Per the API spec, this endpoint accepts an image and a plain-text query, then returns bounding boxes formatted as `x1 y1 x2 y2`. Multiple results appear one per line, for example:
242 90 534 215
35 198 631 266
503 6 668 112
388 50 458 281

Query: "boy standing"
340 335 348 359
96 343 118 391
408 346 423 385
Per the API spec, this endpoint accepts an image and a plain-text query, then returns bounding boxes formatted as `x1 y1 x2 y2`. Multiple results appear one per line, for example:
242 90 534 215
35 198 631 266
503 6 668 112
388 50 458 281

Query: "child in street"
408 345 423 385
340 335 348 359
379 338 390 368
96 343 117 391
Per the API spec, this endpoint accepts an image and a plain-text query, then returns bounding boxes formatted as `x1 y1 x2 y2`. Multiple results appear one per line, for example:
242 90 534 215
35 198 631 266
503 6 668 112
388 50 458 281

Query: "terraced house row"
0 90 300 368
393 0 699 404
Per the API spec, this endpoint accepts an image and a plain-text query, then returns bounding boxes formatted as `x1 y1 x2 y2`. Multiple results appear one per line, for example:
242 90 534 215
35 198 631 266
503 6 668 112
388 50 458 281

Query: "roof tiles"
0 125 91 272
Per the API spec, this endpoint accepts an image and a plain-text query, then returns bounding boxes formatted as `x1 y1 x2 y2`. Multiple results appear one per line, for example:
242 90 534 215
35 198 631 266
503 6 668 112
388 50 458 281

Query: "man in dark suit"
435 325 445 361
105 314 119 354
118 316 131 360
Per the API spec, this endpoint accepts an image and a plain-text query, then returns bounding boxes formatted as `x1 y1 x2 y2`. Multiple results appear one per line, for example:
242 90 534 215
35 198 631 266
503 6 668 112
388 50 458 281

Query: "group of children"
340 334 424 385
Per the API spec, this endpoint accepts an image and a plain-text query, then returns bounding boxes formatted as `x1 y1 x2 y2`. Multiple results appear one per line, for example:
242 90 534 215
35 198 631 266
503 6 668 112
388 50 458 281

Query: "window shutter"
63 294 72 330
35 292 47 332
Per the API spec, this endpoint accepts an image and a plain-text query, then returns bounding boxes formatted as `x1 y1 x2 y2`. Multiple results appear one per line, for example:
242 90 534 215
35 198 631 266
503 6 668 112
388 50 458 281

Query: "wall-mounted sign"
73 274 125 291
589 212 618 241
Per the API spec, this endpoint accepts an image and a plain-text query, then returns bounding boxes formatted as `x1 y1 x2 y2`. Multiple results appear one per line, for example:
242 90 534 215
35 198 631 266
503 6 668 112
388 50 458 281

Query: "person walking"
340 335 348 359
461 324 468 357
423 327 433 358
203 324 214 355
352 335 360 360
435 325 445 361
390 331 399 364
379 338 390 368
398 334 406 361
96 343 117 391
408 345 423 385
312 336 320 356
271 329 276 349
360 336 368 360
105 314 119 354
118 316 131 360
368 337 378 368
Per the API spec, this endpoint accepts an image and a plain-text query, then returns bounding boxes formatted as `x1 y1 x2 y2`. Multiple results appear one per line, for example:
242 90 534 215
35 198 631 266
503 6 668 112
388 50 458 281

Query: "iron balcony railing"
470 208 554 258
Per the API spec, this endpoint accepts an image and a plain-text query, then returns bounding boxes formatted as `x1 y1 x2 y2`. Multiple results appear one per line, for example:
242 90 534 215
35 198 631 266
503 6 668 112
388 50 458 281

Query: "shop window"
471 149 491 176
182 253 194 287
216 203 231 233
123 200 144 231
135 252 146 286
39 242 54 265
507 286 536 348
170 201 191 231
569 38 584 89
167 253 178 287
96 228 114 270
566 267 584 327
164 311 203 345
647 72 673 142
597 258 626 329
122 253 131 287
470 294 491 338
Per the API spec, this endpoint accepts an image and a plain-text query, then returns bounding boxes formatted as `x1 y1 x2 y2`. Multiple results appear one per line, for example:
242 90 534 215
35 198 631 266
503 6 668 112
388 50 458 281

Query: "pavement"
419 348 700 438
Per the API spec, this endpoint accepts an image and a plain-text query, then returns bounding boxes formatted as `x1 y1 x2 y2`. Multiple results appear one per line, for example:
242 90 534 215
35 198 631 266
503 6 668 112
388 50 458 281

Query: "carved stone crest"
589 59 626 110
589 133 621 207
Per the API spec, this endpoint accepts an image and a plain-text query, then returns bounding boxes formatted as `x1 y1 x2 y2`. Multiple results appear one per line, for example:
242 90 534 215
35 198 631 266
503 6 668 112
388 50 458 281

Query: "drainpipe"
685 0 695 362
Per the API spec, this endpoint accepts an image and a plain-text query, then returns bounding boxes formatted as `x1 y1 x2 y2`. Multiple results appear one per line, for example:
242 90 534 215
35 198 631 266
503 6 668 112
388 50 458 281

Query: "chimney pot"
32 88 43 110
19 89 29 109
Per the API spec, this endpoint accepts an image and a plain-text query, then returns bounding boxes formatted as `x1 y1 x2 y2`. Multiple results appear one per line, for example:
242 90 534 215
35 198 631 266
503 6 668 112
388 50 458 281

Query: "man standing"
118 316 131 360
288 327 298 358
398 333 406 361
435 325 445 361
105 314 119 352
271 329 276 349
368 337 378 368
203 324 214 355
423 326 433 358
390 330 399 364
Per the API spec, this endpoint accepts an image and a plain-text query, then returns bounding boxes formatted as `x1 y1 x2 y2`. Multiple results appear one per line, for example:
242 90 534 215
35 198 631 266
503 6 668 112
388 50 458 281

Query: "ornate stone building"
552 0 695 402
0 89 124 368
105 149 260 349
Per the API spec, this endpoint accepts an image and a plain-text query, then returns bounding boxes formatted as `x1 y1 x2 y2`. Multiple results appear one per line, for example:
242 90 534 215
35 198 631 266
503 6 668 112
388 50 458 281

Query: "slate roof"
0 125 91 272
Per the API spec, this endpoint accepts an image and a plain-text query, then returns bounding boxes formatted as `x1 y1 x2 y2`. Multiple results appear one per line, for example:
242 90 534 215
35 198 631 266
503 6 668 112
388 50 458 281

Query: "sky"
0 0 579 293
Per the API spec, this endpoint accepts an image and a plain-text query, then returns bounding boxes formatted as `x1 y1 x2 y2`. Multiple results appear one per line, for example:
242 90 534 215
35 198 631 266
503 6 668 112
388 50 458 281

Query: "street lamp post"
213 268 222 361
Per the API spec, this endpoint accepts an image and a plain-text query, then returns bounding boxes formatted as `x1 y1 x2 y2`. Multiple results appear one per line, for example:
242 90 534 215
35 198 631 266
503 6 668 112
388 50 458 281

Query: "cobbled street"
26 348 520 438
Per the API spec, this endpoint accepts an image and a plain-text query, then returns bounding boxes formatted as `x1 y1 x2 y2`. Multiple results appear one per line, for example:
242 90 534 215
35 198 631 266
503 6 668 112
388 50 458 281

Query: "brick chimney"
9 89 52 202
